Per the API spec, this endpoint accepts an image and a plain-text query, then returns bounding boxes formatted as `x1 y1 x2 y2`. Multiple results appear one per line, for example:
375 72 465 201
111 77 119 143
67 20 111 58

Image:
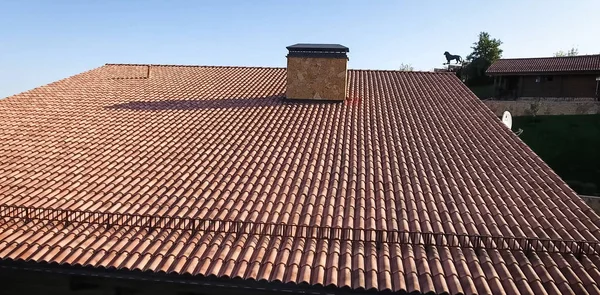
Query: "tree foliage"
466 32 503 62
399 63 414 71
554 47 579 57
461 32 503 86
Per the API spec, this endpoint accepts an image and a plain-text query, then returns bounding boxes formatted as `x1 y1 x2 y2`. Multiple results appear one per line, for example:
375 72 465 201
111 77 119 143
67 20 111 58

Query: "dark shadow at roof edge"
105 95 346 111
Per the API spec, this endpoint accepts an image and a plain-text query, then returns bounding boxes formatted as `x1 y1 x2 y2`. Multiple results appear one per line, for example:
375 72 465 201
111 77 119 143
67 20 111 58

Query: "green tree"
399 63 414 71
554 47 579 57
466 32 503 62
462 32 503 86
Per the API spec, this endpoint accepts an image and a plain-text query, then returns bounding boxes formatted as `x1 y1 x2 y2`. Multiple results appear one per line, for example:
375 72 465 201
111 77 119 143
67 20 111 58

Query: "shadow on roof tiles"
105 96 343 111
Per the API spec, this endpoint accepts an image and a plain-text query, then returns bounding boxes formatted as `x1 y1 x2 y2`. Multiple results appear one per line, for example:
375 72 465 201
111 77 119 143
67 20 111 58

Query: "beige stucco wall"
286 56 347 101
484 100 600 116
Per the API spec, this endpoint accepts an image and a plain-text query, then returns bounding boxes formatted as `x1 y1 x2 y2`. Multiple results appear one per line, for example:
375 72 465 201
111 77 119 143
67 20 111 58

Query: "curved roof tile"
0 64 598 294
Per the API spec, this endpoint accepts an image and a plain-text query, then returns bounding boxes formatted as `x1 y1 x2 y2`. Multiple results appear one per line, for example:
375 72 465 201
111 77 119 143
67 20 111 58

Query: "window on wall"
535 76 541 83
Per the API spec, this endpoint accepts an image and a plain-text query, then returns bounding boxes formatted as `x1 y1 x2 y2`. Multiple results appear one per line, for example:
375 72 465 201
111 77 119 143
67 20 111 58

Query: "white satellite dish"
502 111 512 129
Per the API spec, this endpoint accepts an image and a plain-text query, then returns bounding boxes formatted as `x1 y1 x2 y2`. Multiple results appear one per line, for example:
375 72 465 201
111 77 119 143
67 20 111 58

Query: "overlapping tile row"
486 54 600 74
0 64 599 294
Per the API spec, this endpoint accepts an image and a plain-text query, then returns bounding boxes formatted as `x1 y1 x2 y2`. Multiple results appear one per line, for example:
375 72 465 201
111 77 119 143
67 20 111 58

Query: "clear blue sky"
1 0 599 98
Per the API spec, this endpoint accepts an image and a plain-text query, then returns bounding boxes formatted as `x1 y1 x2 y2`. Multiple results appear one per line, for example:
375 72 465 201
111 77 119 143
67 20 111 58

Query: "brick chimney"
286 44 349 101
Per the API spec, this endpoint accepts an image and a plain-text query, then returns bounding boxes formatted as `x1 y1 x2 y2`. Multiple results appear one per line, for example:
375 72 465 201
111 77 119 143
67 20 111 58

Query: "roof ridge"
497 54 600 61
104 63 286 70
104 63 454 75
350 68 456 74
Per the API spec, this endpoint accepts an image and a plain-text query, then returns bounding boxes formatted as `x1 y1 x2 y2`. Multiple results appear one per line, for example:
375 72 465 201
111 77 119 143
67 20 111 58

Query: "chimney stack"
286 44 349 101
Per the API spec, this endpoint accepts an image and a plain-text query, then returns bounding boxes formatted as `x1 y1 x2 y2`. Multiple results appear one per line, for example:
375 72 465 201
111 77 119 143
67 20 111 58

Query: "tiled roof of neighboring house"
486 54 600 74
0 64 600 295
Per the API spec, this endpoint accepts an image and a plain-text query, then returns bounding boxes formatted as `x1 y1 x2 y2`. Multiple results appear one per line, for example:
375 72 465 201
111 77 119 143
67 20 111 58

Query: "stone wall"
581 195 600 215
286 56 347 101
484 99 600 116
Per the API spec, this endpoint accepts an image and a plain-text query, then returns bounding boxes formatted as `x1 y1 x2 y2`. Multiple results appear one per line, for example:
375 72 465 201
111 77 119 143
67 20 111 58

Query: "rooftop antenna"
515 128 524 136
502 111 512 129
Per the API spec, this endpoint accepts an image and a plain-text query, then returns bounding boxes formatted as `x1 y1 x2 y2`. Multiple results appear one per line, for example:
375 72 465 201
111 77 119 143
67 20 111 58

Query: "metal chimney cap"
286 44 349 53
286 44 349 59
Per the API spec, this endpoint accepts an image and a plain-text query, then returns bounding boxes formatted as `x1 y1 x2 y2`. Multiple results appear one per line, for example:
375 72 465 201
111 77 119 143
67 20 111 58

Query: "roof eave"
487 70 600 76
0 260 402 295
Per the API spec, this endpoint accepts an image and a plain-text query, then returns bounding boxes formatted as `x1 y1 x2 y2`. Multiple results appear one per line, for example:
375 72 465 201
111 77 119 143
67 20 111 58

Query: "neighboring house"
0 44 599 295
487 54 600 100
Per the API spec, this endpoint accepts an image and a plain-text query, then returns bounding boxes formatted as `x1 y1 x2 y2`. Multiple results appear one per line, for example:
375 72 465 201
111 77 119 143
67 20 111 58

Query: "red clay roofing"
486 54 600 74
0 64 600 295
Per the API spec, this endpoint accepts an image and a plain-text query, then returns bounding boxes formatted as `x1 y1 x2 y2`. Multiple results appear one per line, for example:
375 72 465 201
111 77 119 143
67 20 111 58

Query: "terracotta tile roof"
0 64 600 294
487 54 600 74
